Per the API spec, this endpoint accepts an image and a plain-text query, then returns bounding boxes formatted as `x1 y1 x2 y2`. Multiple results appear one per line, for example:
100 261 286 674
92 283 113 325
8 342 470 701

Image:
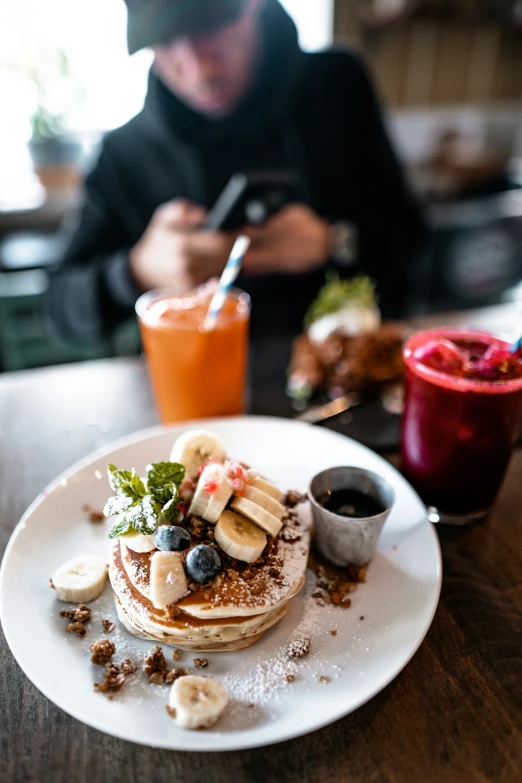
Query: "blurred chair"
0 231 140 372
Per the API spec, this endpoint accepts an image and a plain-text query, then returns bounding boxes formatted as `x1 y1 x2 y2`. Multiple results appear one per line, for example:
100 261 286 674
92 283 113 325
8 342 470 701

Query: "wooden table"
2 306 522 783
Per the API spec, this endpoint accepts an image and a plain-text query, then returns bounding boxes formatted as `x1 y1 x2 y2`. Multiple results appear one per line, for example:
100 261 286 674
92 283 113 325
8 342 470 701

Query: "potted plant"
27 52 83 191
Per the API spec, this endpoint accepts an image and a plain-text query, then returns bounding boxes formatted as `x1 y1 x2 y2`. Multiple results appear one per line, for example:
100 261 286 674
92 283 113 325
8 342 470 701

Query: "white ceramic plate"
0 417 441 752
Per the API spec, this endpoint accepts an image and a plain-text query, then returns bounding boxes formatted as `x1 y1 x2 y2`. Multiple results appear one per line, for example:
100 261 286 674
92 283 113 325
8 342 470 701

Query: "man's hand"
242 204 330 275
130 199 236 292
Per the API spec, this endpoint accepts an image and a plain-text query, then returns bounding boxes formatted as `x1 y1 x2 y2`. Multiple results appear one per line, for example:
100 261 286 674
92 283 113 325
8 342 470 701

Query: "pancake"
109 508 310 652
114 595 291 652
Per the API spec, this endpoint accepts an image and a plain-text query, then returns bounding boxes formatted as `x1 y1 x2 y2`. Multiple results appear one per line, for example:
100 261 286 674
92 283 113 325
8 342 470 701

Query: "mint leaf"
146 462 185 505
105 461 185 539
304 274 378 328
107 463 133 492
103 495 135 517
107 464 146 501
126 495 161 535
109 516 133 539
162 486 181 522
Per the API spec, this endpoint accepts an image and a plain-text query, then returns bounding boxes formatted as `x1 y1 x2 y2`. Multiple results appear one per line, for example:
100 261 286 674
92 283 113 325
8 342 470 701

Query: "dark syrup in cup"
318 489 385 519
401 329 522 524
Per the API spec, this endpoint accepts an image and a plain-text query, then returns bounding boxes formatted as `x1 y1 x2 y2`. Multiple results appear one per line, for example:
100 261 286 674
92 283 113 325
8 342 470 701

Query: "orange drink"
136 287 250 423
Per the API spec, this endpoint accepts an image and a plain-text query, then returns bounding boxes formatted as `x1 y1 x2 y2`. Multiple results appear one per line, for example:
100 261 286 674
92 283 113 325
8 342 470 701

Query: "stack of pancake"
110 511 309 652
108 429 310 652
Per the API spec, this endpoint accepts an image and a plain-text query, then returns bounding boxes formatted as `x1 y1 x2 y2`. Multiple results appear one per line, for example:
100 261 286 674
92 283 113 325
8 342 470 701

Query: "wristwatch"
329 221 357 266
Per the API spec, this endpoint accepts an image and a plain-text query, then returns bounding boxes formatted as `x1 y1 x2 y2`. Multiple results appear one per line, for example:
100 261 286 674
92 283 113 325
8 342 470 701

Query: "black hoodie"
45 0 425 341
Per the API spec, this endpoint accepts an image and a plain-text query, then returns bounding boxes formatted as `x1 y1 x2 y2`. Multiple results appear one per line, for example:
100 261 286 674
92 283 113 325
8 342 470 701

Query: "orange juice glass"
136 287 250 423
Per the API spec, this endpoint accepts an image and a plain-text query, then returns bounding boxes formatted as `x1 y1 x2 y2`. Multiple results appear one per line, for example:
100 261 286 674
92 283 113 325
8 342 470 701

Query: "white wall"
388 105 522 164
279 0 334 51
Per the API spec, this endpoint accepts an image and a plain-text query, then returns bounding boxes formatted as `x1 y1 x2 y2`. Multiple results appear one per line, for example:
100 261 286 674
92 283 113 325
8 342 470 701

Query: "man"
46 0 425 341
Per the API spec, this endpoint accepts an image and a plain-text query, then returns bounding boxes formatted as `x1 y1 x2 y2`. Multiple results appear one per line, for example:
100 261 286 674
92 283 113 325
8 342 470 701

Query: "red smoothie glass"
401 328 522 524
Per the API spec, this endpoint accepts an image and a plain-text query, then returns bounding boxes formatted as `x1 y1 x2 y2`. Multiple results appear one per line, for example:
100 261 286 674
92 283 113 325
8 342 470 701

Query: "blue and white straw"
203 235 251 330
511 335 522 355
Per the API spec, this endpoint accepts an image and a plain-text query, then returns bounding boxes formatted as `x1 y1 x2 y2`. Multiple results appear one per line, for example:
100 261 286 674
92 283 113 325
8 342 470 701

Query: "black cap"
125 0 245 54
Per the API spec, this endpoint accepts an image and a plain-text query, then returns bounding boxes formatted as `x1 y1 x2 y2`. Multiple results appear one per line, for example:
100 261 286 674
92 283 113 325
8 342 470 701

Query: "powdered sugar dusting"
220 571 351 724
51 554 367 735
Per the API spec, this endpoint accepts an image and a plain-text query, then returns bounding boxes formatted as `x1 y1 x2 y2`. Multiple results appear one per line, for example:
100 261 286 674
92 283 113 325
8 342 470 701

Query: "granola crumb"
49 578 55 590
360 616 365 621
346 565 367 583
102 619 115 634
330 629 338 636
319 676 329 684
286 674 295 683
193 658 208 670
144 647 188 684
83 503 105 523
94 663 125 695
60 604 92 624
286 637 311 659
284 490 307 508
310 560 358 608
165 705 177 719
164 668 189 685
90 639 116 666
121 659 137 676
172 649 182 661
248 703 255 709
143 646 168 678
65 622 87 638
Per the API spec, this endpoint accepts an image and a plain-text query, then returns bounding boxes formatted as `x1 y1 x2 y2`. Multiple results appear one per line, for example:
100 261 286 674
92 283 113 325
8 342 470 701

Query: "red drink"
401 329 522 523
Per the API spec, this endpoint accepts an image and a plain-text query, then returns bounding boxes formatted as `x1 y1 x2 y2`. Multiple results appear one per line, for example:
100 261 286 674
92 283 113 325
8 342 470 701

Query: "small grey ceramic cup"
309 467 395 568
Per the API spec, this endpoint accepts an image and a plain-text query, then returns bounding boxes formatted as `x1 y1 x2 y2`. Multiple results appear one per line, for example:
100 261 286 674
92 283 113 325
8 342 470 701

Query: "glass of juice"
136 286 250 424
401 328 522 524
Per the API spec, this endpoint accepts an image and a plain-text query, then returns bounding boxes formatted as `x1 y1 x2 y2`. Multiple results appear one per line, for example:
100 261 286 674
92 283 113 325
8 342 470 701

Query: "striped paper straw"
203 235 251 330
511 335 522 355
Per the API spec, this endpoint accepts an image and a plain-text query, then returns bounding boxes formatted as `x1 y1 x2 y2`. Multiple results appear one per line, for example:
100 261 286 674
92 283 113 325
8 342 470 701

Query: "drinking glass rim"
135 285 251 329
404 327 522 394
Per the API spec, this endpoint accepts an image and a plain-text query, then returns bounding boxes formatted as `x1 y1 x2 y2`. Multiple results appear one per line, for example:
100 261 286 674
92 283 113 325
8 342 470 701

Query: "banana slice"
189 463 233 524
52 555 108 603
215 510 267 564
123 532 157 553
231 496 283 537
250 476 284 503
150 551 189 609
242 485 285 520
169 675 229 729
170 429 227 478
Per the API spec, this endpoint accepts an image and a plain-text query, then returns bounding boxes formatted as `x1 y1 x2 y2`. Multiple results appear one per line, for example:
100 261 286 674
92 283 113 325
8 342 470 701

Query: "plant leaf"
103 495 135 518
107 463 133 492
304 274 378 328
107 464 146 501
125 495 161 535
162 486 181 522
105 461 184 539
146 462 185 505
109 515 133 539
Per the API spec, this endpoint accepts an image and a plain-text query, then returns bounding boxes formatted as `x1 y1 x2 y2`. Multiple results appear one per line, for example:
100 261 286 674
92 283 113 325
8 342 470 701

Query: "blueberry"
186 545 221 584
153 525 191 552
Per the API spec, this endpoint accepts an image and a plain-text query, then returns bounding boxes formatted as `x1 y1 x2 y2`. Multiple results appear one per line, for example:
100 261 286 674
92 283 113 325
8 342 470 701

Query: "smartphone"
204 171 300 232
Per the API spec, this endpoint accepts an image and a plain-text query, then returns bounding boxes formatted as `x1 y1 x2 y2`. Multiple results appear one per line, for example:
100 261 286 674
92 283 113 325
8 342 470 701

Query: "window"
279 0 334 52
1 0 334 141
